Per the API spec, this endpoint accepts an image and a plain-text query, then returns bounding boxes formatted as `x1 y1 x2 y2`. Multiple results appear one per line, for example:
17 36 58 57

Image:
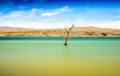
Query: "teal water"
0 36 120 40
0 37 120 76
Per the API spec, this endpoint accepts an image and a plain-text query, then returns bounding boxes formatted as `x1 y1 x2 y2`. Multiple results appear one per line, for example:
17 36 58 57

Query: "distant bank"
0 26 120 36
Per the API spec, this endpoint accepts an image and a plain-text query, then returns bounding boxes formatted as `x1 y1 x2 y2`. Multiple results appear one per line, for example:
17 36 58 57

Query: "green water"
0 40 120 76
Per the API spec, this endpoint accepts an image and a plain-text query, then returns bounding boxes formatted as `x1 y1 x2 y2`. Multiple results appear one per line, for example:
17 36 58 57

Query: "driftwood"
64 24 74 46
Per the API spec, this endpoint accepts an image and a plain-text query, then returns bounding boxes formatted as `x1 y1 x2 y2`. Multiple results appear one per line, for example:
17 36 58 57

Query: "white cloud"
113 15 120 19
1 17 120 29
83 20 120 29
1 8 41 18
60 6 70 12
0 6 120 29
0 20 65 29
41 12 57 16
1 6 70 18
98 20 120 28
41 6 70 16
31 8 40 14
2 11 24 18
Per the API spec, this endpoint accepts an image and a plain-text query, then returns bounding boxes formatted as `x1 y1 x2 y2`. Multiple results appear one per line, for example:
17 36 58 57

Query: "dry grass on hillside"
0 27 120 36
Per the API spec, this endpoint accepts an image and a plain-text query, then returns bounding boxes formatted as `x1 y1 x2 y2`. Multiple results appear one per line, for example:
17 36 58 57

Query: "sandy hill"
0 26 120 36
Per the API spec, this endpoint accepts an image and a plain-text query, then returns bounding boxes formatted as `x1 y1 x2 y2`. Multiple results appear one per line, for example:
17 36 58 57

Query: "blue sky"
0 0 120 29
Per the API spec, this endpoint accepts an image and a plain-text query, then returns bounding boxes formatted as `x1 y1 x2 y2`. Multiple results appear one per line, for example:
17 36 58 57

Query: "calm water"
0 37 120 76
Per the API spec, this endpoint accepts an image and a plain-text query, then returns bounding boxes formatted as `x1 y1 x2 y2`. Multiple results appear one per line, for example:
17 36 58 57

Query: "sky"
0 0 120 29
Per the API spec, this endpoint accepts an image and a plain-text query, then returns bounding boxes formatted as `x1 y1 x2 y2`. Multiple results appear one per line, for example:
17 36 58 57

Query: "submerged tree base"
64 42 68 46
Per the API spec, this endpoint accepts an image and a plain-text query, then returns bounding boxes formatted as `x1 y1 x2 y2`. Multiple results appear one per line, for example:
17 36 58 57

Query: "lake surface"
0 37 120 76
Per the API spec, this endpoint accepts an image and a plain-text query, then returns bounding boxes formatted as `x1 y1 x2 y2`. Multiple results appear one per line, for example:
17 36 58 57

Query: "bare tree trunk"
64 32 69 46
64 24 74 46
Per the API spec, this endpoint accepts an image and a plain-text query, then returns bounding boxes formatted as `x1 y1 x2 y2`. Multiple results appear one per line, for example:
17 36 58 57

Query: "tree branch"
64 24 74 33
64 26 68 33
68 24 74 32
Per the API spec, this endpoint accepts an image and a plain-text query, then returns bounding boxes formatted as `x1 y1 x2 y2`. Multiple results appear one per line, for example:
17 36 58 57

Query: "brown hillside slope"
0 27 120 36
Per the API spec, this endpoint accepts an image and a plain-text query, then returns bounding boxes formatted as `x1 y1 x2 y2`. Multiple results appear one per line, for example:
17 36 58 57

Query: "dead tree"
64 24 74 46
